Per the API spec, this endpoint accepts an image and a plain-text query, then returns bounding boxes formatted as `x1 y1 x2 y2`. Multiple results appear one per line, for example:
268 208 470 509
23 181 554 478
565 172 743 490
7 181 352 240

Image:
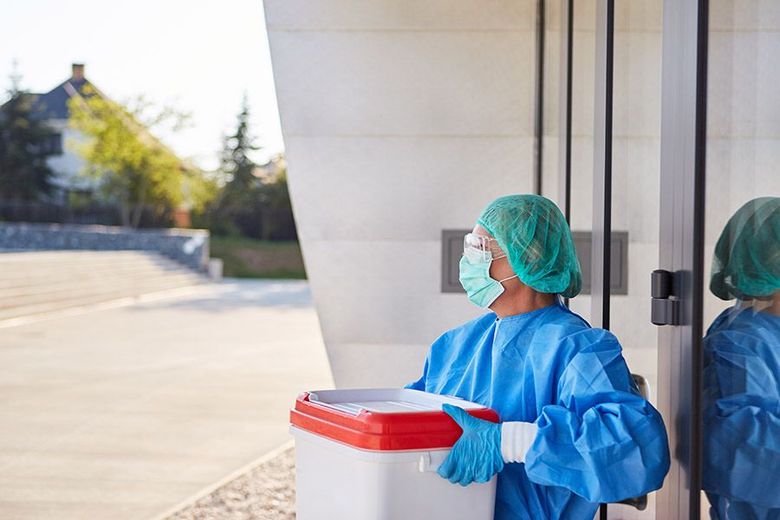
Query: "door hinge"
651 269 680 326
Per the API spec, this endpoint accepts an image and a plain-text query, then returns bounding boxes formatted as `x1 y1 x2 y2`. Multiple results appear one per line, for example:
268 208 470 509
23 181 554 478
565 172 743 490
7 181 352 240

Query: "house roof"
2 64 200 176
29 77 93 120
1 65 99 121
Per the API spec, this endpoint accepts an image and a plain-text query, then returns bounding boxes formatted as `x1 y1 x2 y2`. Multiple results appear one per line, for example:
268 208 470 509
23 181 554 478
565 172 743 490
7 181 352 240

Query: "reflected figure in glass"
703 197 780 519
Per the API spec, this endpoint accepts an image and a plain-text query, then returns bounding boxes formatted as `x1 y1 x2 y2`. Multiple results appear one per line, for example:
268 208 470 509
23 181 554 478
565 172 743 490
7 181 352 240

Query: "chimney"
71 63 85 81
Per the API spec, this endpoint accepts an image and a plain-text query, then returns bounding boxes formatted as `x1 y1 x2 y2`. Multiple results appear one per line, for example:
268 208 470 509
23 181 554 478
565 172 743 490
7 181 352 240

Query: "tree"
257 158 296 240
0 69 57 202
220 94 259 194
204 96 297 240
211 94 261 235
68 86 186 227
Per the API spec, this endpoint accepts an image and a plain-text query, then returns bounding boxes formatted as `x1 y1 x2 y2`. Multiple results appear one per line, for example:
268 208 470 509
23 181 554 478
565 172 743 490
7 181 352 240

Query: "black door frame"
655 1 708 518
592 3 615 517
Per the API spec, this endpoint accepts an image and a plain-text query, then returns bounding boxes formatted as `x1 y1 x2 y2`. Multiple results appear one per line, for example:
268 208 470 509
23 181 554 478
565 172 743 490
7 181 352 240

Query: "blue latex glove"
437 403 504 486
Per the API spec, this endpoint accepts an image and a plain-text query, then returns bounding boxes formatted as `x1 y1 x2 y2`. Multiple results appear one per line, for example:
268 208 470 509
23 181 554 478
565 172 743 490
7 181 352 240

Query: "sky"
0 0 284 171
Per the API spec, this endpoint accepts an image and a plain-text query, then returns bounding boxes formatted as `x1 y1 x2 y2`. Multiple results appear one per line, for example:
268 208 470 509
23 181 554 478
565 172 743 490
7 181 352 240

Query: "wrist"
500 421 538 463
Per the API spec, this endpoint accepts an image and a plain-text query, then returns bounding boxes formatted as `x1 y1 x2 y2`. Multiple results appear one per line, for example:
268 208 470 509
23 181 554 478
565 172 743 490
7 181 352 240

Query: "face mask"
459 251 518 308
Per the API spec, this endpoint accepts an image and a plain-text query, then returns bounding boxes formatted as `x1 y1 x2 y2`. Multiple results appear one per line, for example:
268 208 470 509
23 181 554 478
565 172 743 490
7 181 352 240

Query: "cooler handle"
418 450 450 473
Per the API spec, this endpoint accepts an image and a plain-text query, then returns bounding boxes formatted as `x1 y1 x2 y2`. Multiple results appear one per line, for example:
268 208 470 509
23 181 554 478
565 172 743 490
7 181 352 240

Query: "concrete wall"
264 0 540 387
0 223 209 271
266 0 774 397
264 0 666 391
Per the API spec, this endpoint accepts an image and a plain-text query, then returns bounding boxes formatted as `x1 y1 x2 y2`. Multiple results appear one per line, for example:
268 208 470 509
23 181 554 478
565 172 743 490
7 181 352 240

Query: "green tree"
211 94 261 235
68 86 185 227
205 96 297 240
257 158 296 240
0 69 57 201
220 94 259 195
183 167 219 216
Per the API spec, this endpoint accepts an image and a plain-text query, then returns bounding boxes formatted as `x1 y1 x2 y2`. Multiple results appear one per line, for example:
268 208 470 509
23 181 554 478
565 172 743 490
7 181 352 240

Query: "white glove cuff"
500 421 538 464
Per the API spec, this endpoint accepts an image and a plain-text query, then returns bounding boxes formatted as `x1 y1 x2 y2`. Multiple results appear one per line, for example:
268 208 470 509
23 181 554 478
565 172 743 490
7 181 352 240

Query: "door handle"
651 269 680 326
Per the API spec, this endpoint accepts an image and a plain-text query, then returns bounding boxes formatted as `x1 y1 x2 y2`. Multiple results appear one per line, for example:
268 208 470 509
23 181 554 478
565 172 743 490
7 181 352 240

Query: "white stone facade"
264 0 779 402
265 0 539 387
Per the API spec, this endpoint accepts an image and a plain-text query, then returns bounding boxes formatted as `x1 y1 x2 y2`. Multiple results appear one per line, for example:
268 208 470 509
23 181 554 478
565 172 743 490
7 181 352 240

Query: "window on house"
42 133 63 155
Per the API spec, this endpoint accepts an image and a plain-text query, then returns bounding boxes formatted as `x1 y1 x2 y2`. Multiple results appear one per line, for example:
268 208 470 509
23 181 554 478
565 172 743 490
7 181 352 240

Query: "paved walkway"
0 280 333 519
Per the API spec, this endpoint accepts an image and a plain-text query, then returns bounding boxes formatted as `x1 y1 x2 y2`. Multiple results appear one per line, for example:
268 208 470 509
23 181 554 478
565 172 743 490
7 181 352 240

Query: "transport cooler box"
290 388 500 520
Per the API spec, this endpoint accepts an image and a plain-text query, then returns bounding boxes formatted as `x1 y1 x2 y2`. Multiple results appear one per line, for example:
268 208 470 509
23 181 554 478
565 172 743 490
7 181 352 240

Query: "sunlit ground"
0 280 332 519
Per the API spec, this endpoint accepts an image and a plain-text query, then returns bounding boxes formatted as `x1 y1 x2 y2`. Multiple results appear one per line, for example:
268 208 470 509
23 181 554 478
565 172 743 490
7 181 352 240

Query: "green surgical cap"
477 194 582 298
710 196 780 301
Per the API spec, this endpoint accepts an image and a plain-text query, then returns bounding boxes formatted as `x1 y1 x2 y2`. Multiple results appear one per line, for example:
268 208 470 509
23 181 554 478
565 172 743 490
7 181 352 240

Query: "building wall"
264 0 539 387
45 120 95 194
264 0 668 401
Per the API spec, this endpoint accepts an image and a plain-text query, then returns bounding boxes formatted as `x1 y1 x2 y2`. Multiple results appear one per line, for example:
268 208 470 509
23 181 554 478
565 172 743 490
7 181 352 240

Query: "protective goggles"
463 232 507 262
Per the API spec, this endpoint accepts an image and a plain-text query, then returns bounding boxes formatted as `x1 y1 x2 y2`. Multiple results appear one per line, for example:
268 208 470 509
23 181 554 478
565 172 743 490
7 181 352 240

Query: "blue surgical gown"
703 305 780 520
406 301 670 520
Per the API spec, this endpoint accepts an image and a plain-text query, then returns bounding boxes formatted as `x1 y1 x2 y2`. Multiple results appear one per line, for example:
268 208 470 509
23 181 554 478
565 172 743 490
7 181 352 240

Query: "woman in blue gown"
406 194 670 519
702 197 780 520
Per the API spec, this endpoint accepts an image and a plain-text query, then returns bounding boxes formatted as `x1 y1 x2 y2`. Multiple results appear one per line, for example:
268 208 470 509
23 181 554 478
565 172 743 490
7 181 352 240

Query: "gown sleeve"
523 329 670 503
702 329 780 509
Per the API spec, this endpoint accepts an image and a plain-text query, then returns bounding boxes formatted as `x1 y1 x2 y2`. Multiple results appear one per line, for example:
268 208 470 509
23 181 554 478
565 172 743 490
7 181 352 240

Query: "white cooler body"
292 426 497 520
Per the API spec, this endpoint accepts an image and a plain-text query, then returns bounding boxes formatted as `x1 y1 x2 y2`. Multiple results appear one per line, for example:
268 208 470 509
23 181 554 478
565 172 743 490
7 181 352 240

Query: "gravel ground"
167 447 296 520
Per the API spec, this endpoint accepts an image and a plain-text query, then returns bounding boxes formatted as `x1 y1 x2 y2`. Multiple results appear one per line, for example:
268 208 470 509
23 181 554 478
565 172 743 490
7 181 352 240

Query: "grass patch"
209 236 306 279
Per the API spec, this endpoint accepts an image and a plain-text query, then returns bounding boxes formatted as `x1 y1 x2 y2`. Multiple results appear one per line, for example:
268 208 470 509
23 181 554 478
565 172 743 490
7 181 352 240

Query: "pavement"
0 279 333 520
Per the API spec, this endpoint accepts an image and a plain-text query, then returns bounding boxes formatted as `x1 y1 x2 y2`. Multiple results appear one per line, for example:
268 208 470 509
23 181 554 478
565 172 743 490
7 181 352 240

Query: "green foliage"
220 93 258 192
0 71 57 201
256 167 296 240
68 86 187 227
204 95 297 240
183 169 219 215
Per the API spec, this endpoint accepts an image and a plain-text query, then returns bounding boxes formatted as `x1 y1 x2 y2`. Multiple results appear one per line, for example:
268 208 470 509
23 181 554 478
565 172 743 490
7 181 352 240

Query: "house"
12 63 197 226
24 63 98 203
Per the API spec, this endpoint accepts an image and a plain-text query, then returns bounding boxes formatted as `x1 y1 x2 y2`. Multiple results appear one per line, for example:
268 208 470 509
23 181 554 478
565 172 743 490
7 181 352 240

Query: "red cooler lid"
290 388 499 451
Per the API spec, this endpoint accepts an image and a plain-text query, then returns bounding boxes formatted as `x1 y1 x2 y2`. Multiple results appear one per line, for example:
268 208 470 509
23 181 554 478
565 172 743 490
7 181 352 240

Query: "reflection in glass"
702 197 780 519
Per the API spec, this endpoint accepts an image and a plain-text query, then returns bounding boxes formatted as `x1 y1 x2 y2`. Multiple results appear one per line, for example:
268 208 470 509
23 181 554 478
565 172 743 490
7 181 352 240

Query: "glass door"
644 1 778 518
700 2 780 518
546 1 665 517
551 1 778 517
604 2 664 517
590 1 665 518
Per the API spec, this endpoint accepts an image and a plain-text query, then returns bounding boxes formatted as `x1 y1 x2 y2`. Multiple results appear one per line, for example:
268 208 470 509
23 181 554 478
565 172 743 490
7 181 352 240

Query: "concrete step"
0 279 205 321
0 278 204 321
0 272 203 310
0 250 182 266
0 250 174 267
0 250 181 267
0 252 195 290
0 265 193 288
0 251 180 267
0 250 208 321
0 263 193 294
